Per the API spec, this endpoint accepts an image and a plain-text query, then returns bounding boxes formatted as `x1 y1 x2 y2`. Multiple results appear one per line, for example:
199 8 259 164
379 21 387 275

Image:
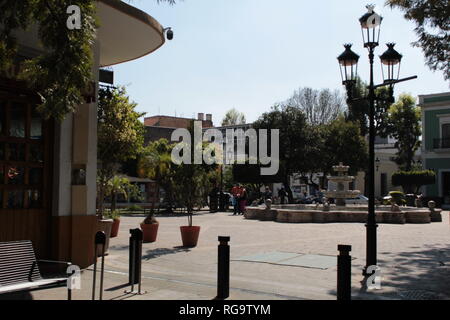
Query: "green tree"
386 0 450 80
105 176 140 212
252 105 309 203
345 77 369 137
387 94 422 171
97 87 145 217
221 108 246 126
320 116 368 179
345 77 393 138
392 170 436 194
138 139 176 212
0 1 97 120
172 121 218 225
0 0 178 119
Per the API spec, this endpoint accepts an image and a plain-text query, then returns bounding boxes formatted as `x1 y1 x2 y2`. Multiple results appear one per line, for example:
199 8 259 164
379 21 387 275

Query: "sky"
113 0 449 125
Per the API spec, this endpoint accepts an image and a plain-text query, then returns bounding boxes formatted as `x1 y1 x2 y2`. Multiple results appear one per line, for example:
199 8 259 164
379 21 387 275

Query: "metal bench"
0 240 72 300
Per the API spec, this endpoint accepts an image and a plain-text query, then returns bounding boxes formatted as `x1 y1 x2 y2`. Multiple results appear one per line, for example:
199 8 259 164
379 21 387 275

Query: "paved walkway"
30 210 449 300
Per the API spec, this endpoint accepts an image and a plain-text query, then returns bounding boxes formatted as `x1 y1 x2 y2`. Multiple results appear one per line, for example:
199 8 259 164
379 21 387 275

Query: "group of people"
229 185 290 215
261 186 287 204
231 184 248 215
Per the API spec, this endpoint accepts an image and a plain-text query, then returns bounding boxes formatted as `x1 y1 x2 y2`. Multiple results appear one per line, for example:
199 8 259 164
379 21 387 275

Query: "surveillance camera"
166 28 173 40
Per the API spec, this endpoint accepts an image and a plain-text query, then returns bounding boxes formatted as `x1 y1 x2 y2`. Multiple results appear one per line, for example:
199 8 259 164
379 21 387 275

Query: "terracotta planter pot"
110 218 120 238
140 223 159 243
180 226 200 247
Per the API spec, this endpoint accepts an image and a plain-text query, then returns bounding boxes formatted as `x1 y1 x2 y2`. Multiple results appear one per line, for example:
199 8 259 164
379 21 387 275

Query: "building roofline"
418 91 450 107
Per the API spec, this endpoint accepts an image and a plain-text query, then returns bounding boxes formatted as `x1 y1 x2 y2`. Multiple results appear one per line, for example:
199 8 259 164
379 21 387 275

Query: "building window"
442 123 450 148
0 98 48 210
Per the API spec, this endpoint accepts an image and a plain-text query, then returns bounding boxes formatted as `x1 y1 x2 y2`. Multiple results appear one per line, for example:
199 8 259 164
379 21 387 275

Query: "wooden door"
0 90 53 258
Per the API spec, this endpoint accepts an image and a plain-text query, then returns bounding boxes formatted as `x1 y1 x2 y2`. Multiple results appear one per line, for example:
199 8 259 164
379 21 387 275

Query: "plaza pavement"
30 210 450 300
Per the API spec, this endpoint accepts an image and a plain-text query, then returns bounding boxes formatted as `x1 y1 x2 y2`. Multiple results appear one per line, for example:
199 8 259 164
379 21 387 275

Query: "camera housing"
166 28 173 40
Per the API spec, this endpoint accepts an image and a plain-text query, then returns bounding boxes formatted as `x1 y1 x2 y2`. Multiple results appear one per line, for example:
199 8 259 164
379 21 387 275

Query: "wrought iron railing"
433 138 450 150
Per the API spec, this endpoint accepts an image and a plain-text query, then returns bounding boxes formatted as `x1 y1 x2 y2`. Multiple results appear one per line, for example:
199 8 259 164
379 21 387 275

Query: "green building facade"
419 92 450 209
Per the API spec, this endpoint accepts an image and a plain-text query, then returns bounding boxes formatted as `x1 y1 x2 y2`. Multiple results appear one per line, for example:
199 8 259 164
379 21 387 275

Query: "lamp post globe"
380 43 403 84
359 4 383 48
338 44 360 102
337 44 360 85
338 4 416 278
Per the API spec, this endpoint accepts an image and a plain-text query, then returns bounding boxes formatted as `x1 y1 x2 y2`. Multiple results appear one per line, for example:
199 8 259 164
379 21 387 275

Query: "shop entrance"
0 84 54 258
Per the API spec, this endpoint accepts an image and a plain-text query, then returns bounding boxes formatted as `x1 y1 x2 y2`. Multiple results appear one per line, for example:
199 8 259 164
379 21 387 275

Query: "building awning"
97 0 166 67
117 174 155 184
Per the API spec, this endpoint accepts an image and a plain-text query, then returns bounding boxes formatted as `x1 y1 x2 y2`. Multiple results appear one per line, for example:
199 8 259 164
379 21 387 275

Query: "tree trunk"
98 183 106 219
153 184 159 212
111 191 117 212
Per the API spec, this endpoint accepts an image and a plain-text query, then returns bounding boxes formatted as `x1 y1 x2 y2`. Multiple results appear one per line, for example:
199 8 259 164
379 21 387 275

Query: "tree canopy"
392 170 436 194
0 0 178 120
345 77 394 138
0 1 97 120
97 86 145 216
221 108 246 126
286 87 345 126
320 116 368 177
387 93 422 171
386 0 450 80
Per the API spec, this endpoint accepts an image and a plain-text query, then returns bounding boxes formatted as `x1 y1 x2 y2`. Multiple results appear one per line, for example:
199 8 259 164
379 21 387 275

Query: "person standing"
209 185 219 213
278 187 287 204
263 186 272 201
239 185 247 215
231 184 240 215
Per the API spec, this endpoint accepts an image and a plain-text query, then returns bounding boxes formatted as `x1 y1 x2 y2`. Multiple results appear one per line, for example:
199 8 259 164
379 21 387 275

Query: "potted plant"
180 212 201 247
106 210 121 238
140 209 159 243
175 156 215 247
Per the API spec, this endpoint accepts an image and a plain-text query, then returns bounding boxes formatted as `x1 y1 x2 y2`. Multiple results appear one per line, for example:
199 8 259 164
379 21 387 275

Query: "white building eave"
97 0 166 67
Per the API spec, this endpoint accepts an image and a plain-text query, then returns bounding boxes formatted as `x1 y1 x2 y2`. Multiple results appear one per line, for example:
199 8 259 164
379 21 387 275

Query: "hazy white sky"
113 0 449 125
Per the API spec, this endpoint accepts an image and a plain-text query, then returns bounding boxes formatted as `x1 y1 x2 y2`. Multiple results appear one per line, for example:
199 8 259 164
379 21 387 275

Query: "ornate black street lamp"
338 4 417 276
380 43 403 84
338 44 360 101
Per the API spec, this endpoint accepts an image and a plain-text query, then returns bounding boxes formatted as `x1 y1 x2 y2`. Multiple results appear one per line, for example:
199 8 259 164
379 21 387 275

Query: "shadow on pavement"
142 247 192 260
328 244 450 300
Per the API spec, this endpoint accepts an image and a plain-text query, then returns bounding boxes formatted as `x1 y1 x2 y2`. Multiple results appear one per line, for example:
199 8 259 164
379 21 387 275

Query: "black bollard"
337 244 352 301
125 228 146 295
128 229 141 285
135 229 144 294
92 231 106 300
216 236 230 300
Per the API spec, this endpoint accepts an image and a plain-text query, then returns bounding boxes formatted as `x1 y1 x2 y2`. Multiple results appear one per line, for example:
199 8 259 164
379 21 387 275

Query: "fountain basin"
244 205 439 224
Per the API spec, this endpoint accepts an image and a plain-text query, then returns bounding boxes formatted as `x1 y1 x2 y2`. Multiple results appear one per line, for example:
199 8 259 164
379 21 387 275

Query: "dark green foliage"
252 104 309 202
232 161 285 184
386 0 450 80
97 86 145 217
345 77 370 137
392 170 436 194
387 94 422 171
0 1 97 120
345 77 393 138
387 190 406 205
0 0 178 120
320 116 368 176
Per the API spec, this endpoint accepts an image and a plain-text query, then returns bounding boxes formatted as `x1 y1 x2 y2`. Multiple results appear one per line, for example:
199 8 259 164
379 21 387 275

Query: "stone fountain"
324 163 360 206
244 162 441 225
